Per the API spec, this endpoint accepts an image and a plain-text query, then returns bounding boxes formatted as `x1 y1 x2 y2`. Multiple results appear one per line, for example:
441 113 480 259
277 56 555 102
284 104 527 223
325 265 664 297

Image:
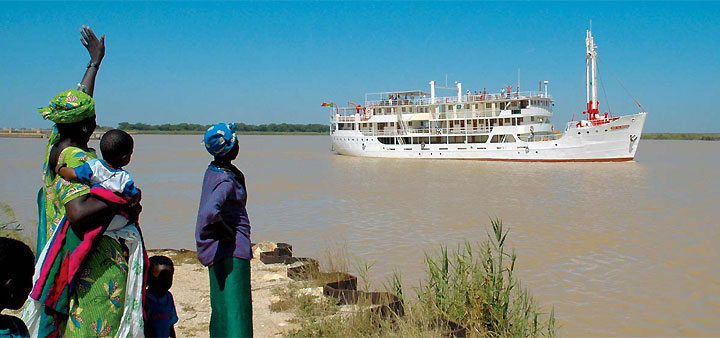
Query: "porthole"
578 132 581 135
605 129 608 132
586 131 590 134
555 143 557 146
535 151 538 153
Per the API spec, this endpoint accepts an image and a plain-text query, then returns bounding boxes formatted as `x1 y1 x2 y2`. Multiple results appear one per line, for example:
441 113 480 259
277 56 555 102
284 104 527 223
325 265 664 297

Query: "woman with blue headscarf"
195 123 253 337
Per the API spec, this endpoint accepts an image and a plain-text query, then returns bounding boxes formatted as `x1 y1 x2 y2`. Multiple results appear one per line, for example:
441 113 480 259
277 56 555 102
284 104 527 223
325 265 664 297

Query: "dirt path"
150 248 296 338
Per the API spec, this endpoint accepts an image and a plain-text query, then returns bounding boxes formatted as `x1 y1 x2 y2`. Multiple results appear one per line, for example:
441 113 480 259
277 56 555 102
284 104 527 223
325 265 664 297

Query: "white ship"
326 28 647 162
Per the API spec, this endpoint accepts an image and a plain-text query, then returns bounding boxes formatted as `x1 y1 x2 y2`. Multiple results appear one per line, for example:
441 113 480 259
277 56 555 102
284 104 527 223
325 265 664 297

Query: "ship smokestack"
457 82 462 103
430 80 436 104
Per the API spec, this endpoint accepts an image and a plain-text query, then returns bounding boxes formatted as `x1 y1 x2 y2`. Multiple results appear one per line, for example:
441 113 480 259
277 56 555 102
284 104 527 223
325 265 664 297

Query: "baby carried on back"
57 129 140 230
24 129 148 337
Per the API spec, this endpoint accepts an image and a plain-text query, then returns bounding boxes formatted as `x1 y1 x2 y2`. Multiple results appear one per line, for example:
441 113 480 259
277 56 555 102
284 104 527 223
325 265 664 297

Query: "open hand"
80 25 105 63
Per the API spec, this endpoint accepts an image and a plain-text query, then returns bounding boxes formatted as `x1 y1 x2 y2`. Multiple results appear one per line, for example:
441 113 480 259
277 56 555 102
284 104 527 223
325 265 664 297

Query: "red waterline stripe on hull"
441 157 634 162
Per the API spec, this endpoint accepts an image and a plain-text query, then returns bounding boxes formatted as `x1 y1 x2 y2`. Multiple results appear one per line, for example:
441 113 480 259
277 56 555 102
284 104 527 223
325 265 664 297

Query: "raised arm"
78 25 105 97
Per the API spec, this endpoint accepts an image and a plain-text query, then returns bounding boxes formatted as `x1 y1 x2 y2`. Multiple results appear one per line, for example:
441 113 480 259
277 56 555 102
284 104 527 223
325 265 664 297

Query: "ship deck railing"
336 115 357 122
333 108 553 122
358 127 496 137
364 91 551 107
352 128 563 140
430 110 551 119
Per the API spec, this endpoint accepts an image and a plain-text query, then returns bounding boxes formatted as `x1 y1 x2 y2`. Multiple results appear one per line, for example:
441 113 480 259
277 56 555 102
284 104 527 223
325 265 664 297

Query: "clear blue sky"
1 1 718 132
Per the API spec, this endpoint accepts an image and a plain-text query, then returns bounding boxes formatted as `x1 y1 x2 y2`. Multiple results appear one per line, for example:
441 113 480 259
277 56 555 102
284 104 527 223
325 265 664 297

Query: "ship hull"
331 113 646 162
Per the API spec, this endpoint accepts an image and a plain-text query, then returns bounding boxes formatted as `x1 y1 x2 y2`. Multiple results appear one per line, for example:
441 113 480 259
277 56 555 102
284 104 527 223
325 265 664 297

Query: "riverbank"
125 130 326 135
0 130 46 138
150 247 297 337
0 129 326 137
154 221 556 337
642 133 720 141
4 129 718 139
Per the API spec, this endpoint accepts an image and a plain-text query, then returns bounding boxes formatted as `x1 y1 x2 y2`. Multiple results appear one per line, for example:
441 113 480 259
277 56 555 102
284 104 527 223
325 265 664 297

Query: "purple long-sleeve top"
195 164 252 266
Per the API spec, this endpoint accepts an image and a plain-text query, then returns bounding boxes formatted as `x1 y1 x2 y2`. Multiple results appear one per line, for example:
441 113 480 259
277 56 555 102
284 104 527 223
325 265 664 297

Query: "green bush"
116 122 328 133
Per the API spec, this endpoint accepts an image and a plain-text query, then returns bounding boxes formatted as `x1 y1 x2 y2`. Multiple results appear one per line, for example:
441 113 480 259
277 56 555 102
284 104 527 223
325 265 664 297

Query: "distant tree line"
117 122 328 133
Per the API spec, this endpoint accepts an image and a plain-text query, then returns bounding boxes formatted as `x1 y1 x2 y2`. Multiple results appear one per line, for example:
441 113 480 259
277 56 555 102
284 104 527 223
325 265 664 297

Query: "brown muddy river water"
1 135 718 336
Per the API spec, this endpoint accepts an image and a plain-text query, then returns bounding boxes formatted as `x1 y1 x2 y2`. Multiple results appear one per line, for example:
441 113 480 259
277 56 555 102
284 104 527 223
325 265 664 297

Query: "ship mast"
586 25 599 120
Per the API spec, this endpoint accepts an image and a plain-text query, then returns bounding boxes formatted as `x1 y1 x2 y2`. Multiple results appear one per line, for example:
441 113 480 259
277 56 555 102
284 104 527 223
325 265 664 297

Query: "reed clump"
274 218 556 337
0 202 31 247
417 218 555 336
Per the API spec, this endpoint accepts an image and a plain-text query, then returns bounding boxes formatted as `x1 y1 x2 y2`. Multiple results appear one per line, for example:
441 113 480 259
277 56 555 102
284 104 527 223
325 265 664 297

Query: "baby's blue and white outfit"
73 158 138 230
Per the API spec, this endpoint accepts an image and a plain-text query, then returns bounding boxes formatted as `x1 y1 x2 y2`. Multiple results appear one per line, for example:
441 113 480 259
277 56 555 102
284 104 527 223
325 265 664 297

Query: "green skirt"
209 257 253 338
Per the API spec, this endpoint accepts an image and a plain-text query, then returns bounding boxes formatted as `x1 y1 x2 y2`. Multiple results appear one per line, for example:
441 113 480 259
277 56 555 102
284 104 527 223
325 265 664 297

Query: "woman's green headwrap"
37 89 98 191
38 89 95 124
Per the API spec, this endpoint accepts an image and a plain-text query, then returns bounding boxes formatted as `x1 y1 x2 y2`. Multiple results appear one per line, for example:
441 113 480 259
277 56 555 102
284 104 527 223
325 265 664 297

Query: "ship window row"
374 134 519 145
369 101 557 115
372 107 431 114
368 100 558 115
345 116 551 130
530 100 551 108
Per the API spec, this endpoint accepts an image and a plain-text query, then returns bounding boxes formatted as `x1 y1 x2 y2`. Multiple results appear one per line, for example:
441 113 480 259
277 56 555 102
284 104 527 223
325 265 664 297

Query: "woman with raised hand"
24 26 147 337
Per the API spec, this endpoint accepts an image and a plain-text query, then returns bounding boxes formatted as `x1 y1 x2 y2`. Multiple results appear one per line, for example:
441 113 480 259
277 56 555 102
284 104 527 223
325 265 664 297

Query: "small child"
145 256 178 338
0 237 35 338
57 129 140 229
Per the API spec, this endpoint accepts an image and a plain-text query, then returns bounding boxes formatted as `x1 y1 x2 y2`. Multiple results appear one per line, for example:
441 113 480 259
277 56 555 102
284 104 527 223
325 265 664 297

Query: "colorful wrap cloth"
23 187 148 338
37 89 95 124
204 122 237 157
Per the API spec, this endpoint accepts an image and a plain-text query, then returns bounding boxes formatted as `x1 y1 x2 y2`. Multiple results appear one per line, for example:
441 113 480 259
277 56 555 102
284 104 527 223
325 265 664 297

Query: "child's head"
0 237 34 310
148 255 174 294
100 129 134 168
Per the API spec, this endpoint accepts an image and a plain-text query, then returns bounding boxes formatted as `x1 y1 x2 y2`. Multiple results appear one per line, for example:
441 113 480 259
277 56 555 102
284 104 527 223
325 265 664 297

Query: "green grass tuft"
276 218 557 337
0 202 33 250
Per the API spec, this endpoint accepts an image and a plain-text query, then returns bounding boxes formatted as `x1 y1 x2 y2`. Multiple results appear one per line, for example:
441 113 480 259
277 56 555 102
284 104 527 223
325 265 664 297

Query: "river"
1 135 718 336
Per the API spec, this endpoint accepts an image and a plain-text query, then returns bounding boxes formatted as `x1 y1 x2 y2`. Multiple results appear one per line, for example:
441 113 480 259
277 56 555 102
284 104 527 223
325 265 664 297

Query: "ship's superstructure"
326 28 647 161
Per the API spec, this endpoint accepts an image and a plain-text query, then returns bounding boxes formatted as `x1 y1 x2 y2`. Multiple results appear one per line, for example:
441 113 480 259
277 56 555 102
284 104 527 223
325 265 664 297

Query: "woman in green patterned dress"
23 26 146 337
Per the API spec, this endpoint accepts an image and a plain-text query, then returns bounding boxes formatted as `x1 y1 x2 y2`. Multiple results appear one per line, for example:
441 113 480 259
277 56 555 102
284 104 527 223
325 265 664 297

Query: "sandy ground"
0 246 298 338
151 247 297 338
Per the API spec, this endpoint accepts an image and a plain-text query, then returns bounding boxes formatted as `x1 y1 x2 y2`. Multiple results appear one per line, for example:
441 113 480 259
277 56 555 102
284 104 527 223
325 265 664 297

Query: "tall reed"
417 218 556 336
279 218 556 337
0 202 27 244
